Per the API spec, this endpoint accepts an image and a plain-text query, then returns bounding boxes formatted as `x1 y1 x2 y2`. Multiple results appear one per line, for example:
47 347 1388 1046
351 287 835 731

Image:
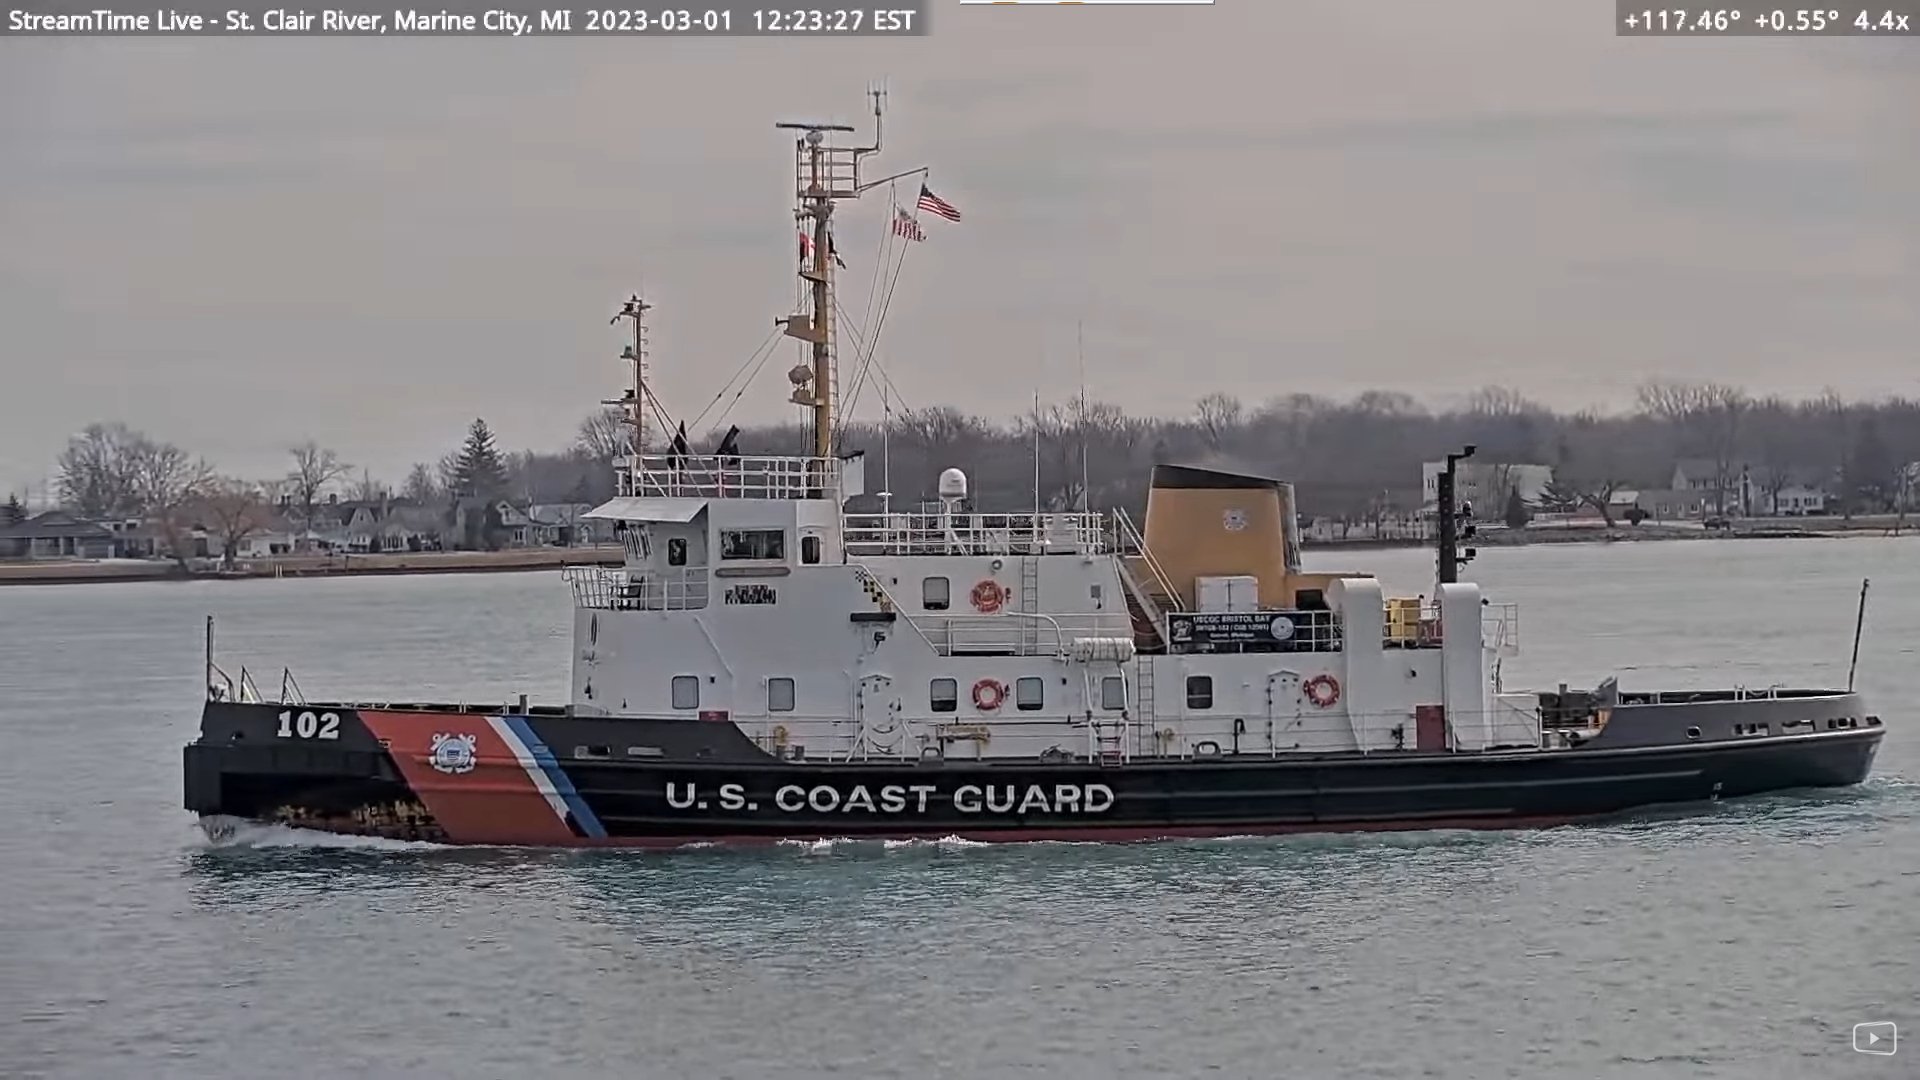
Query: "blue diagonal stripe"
501 714 608 839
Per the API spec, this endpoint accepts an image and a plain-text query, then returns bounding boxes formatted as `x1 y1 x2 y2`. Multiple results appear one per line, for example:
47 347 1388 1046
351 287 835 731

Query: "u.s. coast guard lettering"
666 781 1115 814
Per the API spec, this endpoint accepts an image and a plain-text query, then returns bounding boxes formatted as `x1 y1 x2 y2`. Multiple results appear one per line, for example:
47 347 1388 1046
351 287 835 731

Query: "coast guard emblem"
429 732 478 775
1222 509 1247 532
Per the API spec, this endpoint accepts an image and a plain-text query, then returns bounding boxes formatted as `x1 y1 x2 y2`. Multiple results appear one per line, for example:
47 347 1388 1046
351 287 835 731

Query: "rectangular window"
930 677 958 713
1016 676 1044 711
671 675 700 709
667 537 687 566
1101 676 1126 711
720 529 785 561
1186 675 1213 710
922 576 951 610
768 677 795 712
801 535 821 565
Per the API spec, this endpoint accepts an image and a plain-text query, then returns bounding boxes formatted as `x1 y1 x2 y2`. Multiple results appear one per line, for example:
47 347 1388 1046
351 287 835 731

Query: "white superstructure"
565 454 1533 764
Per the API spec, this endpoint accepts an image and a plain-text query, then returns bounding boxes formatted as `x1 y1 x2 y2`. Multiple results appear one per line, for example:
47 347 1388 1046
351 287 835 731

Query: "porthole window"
1186 675 1213 710
930 677 958 713
923 576 951 610
1015 676 1044 711
671 675 699 710
768 677 795 712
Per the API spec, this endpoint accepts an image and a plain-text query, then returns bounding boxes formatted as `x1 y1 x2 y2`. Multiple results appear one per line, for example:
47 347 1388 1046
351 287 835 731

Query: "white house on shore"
1671 459 1830 517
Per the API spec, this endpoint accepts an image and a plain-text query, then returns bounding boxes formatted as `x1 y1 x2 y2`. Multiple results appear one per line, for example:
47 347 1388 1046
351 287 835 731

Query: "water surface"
1 538 1914 1079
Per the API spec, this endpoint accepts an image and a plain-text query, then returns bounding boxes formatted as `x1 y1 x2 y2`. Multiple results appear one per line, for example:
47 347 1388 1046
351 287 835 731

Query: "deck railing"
842 511 1107 557
617 453 840 501
908 611 1119 657
564 565 710 610
1482 601 1521 657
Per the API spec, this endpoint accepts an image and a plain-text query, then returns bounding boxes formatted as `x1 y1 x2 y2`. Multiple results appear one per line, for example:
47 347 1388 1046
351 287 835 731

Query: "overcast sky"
2 3 1915 492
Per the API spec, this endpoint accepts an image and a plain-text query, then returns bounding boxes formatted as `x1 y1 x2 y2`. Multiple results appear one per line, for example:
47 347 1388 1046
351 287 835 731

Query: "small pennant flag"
797 229 813 263
827 231 847 269
892 209 925 243
917 184 961 223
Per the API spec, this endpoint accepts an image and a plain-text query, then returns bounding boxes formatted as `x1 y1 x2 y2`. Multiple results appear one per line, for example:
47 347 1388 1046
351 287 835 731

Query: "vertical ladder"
1095 712 1127 765
1134 656 1156 758
1019 554 1040 654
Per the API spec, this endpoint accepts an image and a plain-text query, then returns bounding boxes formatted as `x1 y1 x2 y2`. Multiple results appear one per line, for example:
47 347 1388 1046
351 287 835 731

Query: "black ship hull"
184 699 1886 847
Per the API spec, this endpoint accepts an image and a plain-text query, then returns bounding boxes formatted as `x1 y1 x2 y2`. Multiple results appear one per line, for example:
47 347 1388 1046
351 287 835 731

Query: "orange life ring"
972 678 1007 711
969 579 1006 614
1304 674 1341 709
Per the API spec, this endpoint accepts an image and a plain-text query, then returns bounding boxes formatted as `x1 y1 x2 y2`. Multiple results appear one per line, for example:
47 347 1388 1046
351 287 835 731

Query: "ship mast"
777 90 886 461
606 294 650 496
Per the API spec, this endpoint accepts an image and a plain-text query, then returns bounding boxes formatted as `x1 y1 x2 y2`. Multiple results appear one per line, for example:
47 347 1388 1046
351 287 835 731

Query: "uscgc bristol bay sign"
666 781 1116 815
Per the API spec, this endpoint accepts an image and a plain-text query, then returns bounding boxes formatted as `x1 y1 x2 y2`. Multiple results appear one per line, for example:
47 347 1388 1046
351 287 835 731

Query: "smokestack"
1141 463 1301 610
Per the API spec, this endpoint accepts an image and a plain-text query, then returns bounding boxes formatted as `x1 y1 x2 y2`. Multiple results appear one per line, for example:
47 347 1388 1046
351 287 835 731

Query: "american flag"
892 209 925 242
916 184 961 222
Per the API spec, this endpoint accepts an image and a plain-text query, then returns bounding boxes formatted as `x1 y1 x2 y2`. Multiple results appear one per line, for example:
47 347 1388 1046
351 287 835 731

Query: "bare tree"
576 407 630 463
57 423 149 518
1466 385 1540 417
286 442 351 548
402 463 439 503
1194 392 1243 450
196 478 274 569
55 422 213 564
896 405 983 449
1558 418 1628 527
132 444 214 570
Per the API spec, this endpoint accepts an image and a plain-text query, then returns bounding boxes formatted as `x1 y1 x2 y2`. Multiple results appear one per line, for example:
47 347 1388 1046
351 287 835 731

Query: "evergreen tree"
1503 487 1531 529
449 418 507 499
2 493 23 525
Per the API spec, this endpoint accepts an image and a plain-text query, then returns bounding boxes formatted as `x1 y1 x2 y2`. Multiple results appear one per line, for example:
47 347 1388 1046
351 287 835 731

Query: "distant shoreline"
1305 520 1912 551
0 545 624 587
2 522 1911 586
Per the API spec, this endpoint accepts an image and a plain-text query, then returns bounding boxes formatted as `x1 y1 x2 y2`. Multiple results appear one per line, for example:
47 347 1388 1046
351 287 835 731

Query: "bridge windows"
768 677 795 712
930 677 958 712
1101 676 1126 710
1016 677 1044 711
922 576 951 610
721 528 785 561
1186 675 1214 710
672 675 700 710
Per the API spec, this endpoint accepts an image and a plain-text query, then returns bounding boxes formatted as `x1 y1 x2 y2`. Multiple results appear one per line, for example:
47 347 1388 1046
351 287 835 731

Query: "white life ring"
970 579 1006 614
972 678 1007 711
1304 674 1341 709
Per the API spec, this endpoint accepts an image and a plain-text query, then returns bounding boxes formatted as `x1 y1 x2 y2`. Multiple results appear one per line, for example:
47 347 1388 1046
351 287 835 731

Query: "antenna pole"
777 92 886 469
881 386 894 516
1077 320 1090 511
204 614 214 701
1032 383 1041 519
807 139 833 459
1847 577 1870 691
606 294 652 496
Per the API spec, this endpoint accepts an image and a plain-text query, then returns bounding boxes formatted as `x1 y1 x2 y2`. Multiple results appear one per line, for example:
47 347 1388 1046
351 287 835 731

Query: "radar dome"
938 468 969 499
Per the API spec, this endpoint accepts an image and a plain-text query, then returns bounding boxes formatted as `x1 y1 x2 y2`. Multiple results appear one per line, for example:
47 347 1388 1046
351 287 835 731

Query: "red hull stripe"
358 710 581 845
419 812 1600 849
